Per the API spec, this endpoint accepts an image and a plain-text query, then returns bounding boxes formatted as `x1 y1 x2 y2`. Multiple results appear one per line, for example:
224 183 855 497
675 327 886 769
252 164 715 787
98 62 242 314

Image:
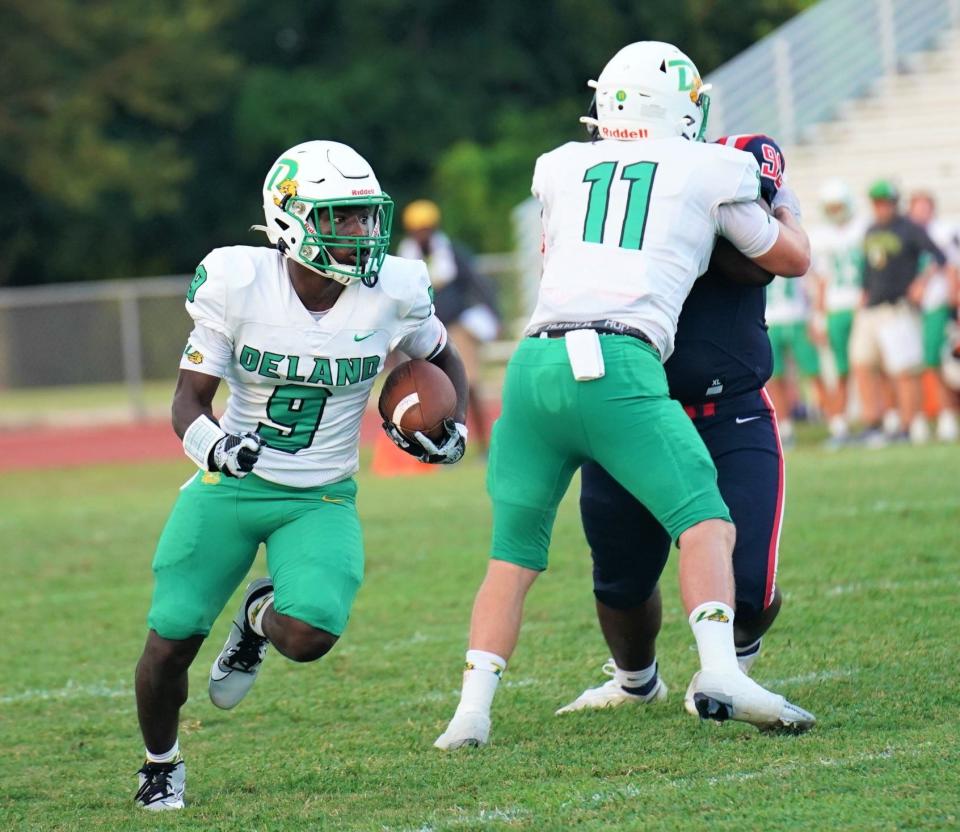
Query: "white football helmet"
258 140 394 285
581 41 711 142
819 179 853 224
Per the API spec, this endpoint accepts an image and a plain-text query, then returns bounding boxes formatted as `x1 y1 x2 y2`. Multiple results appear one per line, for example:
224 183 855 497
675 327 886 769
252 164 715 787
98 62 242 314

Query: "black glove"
381 419 468 464
211 432 265 478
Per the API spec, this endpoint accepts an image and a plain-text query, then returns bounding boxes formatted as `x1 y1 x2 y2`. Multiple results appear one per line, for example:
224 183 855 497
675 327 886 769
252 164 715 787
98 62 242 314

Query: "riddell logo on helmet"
351 188 375 196
600 126 649 139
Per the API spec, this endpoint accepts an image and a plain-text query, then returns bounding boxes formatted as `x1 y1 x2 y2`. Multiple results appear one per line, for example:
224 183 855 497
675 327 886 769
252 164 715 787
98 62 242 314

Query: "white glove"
212 432 265 478
772 184 802 222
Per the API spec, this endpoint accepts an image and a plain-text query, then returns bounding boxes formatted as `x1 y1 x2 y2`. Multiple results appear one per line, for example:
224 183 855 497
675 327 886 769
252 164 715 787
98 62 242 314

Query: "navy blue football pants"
579 389 784 620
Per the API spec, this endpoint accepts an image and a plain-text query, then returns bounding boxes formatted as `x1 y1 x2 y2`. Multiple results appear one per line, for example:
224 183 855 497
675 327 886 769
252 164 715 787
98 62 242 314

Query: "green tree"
0 0 239 284
0 0 815 284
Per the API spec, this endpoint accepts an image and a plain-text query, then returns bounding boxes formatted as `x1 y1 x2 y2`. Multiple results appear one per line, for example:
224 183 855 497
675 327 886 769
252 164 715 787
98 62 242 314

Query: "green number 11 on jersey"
582 161 658 250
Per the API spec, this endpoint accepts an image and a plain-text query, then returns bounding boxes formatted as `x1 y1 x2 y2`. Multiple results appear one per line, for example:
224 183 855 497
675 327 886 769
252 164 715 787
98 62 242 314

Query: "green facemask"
694 93 711 142
285 194 395 282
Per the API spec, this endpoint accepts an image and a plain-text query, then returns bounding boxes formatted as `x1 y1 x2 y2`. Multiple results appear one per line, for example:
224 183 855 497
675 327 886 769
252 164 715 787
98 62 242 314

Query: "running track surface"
0 406 499 472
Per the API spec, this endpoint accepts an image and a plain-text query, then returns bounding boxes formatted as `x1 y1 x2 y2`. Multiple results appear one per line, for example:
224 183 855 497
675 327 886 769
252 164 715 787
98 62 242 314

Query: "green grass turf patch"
1 444 958 830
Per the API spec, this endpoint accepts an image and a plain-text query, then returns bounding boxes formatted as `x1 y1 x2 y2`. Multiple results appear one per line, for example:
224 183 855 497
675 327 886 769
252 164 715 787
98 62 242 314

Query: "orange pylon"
370 428 438 477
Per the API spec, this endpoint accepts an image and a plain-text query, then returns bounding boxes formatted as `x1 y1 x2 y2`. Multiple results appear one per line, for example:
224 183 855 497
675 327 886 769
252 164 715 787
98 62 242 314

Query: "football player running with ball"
133 141 467 810
435 42 815 751
560 134 806 717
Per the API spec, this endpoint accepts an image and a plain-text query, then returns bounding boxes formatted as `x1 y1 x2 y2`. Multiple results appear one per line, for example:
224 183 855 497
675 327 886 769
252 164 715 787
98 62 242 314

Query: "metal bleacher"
706 0 960 217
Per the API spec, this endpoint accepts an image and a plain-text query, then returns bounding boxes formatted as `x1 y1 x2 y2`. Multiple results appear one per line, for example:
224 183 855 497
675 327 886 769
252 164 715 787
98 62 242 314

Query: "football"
378 359 457 442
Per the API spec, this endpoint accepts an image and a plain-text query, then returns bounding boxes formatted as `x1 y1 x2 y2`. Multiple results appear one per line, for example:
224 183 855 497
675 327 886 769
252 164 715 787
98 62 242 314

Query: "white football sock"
828 415 849 439
909 415 930 445
145 739 180 765
937 410 959 442
614 660 657 692
882 409 901 436
249 594 275 637
689 602 739 675
779 419 795 443
455 649 506 716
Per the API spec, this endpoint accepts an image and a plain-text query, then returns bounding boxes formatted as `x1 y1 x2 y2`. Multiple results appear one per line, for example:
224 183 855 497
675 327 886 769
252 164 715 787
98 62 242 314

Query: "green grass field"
2 443 959 831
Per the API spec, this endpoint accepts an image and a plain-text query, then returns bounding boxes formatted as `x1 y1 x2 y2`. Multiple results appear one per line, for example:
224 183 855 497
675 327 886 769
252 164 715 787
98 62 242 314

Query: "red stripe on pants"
759 388 785 608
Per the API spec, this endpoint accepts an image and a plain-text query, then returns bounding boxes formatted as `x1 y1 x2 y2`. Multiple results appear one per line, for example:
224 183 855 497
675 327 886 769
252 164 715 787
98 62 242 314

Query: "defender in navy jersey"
560 134 796 715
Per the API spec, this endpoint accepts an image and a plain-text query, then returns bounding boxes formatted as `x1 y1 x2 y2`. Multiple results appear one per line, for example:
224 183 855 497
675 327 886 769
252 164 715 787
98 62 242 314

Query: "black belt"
528 320 656 349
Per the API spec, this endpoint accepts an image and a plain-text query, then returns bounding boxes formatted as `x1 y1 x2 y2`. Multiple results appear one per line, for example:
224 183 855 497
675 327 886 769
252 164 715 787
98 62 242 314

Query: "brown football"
378 359 457 441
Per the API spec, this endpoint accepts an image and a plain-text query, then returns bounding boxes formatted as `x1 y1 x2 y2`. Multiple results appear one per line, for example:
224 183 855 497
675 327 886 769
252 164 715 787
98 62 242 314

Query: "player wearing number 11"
132 140 468 810
435 41 814 750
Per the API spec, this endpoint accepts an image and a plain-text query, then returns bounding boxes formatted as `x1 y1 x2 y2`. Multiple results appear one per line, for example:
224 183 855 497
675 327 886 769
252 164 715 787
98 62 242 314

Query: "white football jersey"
765 274 813 325
809 218 866 312
179 247 446 487
921 219 960 310
527 137 763 360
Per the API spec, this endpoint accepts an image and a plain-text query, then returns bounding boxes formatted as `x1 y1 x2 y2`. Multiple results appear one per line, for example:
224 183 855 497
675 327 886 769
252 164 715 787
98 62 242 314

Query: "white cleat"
433 710 491 750
555 660 667 714
936 410 959 443
135 760 185 810
209 578 273 710
684 670 816 734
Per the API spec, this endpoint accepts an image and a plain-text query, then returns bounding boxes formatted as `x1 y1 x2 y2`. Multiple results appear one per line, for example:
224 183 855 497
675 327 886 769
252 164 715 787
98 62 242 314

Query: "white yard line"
564 742 931 811
816 497 960 517
0 681 211 707
394 744 932 830
0 679 131 705
763 668 857 687
388 806 528 832
781 575 960 602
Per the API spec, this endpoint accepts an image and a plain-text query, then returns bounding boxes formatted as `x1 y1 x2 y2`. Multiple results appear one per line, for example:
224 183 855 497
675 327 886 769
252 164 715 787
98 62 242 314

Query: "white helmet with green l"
581 41 712 142
258 140 394 286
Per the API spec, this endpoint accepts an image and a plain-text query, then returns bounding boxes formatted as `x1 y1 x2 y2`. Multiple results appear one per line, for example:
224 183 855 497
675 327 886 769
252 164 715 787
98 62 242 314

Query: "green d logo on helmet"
580 41 712 143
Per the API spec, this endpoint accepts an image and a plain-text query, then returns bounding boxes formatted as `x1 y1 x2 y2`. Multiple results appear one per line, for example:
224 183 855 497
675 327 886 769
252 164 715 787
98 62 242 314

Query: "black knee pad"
581 462 671 610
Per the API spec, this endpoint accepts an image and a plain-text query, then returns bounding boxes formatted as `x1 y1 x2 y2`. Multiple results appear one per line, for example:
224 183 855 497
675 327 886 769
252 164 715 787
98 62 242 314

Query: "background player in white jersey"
809 180 866 446
434 42 814 751
907 191 959 442
765 271 823 446
133 141 468 810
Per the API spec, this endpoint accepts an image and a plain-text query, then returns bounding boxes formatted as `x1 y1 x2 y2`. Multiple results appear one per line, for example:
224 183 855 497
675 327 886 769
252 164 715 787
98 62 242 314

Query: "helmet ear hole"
275 218 290 231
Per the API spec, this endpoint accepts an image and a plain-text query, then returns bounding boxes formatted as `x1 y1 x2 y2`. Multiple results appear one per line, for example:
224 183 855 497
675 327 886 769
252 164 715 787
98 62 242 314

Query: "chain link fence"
0 254 520 420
